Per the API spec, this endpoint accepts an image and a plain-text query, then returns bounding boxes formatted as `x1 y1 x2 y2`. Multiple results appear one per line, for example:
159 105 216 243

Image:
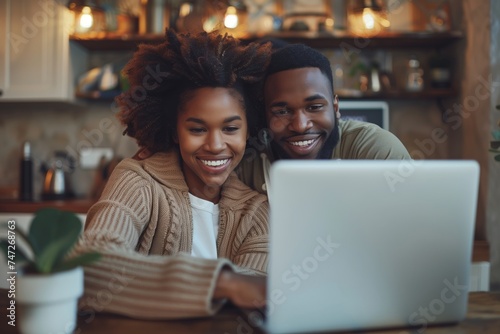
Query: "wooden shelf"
338 89 458 100
245 30 464 49
70 31 464 51
70 31 462 102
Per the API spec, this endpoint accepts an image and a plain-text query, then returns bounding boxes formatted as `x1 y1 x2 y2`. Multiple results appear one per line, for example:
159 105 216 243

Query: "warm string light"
362 8 375 30
348 1 390 37
224 6 238 29
67 1 106 35
361 7 390 31
79 6 93 29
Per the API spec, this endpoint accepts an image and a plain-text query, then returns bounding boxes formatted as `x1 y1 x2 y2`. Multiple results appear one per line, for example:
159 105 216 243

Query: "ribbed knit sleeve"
218 174 270 276
79 248 231 319
76 157 235 319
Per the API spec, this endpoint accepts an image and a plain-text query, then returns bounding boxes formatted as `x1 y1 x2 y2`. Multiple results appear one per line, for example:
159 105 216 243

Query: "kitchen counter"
0 198 95 214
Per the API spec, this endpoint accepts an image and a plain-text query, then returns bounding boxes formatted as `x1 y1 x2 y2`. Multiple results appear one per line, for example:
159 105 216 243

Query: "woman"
77 29 271 319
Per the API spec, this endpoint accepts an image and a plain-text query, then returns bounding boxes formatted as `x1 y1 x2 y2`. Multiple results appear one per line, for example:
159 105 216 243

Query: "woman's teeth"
201 159 229 167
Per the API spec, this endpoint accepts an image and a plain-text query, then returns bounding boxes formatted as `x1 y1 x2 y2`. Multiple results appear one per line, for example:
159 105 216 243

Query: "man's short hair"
266 44 334 90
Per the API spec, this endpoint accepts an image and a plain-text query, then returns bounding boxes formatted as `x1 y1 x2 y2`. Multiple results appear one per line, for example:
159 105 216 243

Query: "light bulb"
362 8 375 30
179 3 192 17
224 6 238 29
79 6 93 29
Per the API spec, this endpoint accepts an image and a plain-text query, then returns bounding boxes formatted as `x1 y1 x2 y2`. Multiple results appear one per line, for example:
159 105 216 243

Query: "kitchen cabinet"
0 0 74 101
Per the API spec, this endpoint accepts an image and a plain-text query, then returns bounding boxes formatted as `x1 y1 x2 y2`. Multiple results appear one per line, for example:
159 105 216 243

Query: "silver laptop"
265 160 480 333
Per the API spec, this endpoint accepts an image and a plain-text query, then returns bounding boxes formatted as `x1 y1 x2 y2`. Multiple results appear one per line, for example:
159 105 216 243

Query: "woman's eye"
189 128 205 134
224 126 240 133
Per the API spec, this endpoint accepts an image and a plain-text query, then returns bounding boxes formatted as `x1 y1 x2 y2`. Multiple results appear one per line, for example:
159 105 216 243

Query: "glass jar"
406 56 424 92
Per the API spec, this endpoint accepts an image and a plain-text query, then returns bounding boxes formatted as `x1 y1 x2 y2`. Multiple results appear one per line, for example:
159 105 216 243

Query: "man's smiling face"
264 67 337 160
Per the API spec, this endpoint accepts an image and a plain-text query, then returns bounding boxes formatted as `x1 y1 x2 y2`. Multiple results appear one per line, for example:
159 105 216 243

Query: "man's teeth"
201 159 229 167
290 139 315 147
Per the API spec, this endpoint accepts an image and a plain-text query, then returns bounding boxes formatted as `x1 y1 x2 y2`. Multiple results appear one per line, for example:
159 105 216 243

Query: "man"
236 43 411 194
137 43 411 195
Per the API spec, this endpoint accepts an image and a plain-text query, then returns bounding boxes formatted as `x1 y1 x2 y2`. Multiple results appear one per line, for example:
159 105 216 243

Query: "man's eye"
307 104 324 112
271 109 290 116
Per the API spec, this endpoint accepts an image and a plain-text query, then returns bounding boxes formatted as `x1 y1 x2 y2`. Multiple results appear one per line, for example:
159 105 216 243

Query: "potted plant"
1 208 100 334
491 105 500 162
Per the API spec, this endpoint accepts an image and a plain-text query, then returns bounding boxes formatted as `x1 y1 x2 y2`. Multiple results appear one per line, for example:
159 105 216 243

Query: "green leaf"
35 231 82 273
53 252 101 273
0 240 30 265
29 208 82 265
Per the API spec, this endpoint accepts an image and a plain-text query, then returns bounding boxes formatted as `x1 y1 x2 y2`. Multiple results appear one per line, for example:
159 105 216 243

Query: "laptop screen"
266 160 479 334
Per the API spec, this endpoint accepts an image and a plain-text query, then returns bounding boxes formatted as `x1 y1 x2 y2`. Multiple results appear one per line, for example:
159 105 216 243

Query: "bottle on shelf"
406 55 424 92
19 141 33 201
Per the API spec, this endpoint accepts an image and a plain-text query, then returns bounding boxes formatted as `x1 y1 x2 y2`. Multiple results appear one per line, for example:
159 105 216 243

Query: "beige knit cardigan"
76 150 269 319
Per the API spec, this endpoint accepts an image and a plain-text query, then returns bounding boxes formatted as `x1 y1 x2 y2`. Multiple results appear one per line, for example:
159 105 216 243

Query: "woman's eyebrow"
185 116 243 124
185 117 205 124
223 116 243 123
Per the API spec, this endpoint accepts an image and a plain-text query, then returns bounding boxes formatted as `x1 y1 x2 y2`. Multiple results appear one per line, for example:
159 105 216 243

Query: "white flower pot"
17 267 84 334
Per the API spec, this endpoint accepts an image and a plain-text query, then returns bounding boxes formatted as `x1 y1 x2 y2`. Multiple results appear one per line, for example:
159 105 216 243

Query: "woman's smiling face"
176 87 248 203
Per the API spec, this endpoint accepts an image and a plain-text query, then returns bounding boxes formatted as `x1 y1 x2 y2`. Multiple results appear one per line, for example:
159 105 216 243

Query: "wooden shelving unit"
70 30 464 51
338 88 458 100
70 30 463 101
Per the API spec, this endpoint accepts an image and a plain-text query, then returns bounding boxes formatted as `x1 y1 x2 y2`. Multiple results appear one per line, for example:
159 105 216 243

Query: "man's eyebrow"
269 101 287 108
305 94 327 102
269 94 328 108
185 116 243 124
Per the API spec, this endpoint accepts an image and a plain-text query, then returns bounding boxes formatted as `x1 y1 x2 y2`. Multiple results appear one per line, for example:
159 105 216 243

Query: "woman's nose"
205 131 225 152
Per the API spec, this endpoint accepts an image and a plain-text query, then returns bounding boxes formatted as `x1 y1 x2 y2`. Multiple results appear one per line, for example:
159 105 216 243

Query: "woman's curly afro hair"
116 29 271 153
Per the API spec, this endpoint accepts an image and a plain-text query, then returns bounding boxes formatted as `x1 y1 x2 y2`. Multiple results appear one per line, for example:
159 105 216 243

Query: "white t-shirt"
189 193 219 259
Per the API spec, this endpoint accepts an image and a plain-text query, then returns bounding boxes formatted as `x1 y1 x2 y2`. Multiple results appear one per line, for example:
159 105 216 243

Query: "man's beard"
269 121 340 160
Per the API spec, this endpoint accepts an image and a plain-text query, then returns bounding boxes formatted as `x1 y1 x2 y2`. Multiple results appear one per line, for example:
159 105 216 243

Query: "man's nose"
289 110 312 133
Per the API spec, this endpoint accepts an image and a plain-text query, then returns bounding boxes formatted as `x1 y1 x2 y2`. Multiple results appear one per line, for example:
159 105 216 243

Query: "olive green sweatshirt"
237 119 412 194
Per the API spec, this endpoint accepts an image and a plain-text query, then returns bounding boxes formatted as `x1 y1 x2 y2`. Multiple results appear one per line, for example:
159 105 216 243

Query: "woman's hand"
214 268 266 308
